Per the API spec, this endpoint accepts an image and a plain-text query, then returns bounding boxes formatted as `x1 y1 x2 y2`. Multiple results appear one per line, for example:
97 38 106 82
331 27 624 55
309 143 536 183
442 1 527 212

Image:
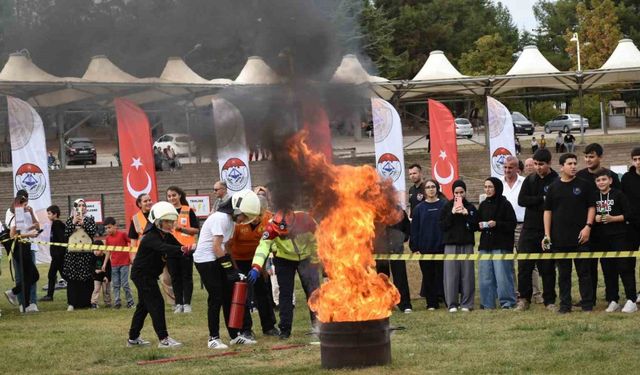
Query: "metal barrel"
319 317 391 369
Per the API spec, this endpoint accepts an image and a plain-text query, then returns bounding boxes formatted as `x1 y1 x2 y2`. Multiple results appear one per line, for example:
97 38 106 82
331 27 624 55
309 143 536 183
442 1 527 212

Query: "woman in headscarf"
477 177 517 309
440 180 478 312
63 198 97 311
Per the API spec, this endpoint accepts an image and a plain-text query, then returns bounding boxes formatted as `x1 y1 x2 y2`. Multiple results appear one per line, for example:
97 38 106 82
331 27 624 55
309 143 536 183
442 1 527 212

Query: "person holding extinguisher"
247 209 320 340
165 186 199 314
193 190 261 350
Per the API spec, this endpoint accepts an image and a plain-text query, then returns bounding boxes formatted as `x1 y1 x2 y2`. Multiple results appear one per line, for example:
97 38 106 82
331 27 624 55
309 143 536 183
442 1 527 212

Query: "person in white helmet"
194 189 261 350
126 202 195 349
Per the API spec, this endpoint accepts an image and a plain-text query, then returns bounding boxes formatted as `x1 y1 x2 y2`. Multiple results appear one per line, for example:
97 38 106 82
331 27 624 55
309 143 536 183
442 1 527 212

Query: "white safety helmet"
148 201 179 228
232 190 261 224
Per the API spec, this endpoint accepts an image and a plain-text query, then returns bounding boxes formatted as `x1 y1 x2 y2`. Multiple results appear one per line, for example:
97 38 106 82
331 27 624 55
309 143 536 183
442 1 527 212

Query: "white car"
455 118 473 139
153 133 197 156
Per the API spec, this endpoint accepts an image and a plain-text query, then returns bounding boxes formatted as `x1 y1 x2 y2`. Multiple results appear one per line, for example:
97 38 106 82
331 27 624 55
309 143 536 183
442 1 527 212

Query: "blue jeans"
13 250 37 305
479 249 516 309
111 265 134 306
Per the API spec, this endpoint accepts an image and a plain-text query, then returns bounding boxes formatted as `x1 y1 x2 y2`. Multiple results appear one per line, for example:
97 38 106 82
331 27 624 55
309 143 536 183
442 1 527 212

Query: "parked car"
153 133 197 157
511 112 534 135
454 118 473 139
544 114 589 133
65 137 96 165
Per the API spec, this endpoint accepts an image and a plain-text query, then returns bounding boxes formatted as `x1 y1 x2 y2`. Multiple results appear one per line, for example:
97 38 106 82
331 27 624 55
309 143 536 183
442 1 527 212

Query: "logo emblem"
491 147 512 176
221 158 249 191
573 187 582 195
126 157 153 199
15 163 47 200
371 99 393 143
433 150 455 185
376 153 402 182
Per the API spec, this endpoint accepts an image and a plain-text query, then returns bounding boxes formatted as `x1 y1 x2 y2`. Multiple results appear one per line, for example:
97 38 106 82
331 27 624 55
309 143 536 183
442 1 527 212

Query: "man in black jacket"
515 149 558 311
622 147 640 303
40 205 66 302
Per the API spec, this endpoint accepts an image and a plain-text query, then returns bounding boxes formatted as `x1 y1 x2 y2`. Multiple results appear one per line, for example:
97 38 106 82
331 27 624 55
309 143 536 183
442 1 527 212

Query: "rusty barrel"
318 317 391 369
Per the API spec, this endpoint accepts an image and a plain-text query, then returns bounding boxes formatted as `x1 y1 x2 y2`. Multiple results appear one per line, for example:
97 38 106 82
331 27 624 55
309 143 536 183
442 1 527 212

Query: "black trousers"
166 256 194 305
376 259 412 310
129 277 168 340
47 252 66 297
195 260 238 339
66 279 93 308
554 245 593 311
595 235 637 302
236 260 277 334
12 244 40 306
273 257 319 334
418 259 443 308
517 235 556 305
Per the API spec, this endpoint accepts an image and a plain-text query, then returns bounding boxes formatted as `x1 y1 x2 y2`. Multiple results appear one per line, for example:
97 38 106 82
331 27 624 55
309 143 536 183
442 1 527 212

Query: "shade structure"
582 39 640 90
160 57 209 84
491 45 576 94
234 56 282 84
330 54 393 99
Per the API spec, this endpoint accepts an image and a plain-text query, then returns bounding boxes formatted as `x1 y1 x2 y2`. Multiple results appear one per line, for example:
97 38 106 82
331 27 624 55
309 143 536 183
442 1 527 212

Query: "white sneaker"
448 307 458 313
127 337 150 347
636 294 640 303
621 300 638 313
403 308 413 314
4 290 18 305
427 307 436 311
183 304 192 313
158 336 182 348
605 301 620 313
230 333 257 345
67 305 74 311
207 337 229 350
460 307 471 312
25 304 39 313
173 304 183 314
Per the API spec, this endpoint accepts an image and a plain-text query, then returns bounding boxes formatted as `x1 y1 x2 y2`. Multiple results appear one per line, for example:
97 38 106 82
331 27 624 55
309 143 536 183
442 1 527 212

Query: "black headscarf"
481 177 506 220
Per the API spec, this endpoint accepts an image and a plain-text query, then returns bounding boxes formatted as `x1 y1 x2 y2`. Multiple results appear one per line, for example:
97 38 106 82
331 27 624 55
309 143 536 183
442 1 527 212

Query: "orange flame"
288 131 400 322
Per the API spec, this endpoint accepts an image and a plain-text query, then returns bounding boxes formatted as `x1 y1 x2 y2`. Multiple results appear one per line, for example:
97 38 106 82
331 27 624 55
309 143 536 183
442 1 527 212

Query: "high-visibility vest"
132 211 148 239
172 205 196 246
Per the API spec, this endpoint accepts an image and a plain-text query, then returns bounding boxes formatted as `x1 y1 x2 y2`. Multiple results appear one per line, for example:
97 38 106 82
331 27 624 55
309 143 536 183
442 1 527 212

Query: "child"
539 134 547 150
91 240 112 308
591 170 636 313
103 217 135 309
531 137 538 153
41 205 67 301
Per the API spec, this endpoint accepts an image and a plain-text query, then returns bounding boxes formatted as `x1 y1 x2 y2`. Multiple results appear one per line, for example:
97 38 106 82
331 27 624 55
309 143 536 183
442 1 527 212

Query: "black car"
65 137 97 164
511 112 534 135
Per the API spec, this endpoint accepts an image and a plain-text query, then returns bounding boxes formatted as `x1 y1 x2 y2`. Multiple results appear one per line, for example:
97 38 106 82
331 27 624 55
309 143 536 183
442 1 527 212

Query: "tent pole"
578 81 585 145
57 111 66 169
483 87 490 150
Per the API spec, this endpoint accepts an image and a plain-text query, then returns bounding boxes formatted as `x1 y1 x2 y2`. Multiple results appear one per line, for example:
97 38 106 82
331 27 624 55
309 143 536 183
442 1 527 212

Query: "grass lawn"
1 260 639 374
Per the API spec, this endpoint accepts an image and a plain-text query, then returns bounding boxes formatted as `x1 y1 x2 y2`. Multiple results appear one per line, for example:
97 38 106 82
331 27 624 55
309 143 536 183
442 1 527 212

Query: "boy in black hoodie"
516 149 558 311
621 147 640 252
591 169 636 313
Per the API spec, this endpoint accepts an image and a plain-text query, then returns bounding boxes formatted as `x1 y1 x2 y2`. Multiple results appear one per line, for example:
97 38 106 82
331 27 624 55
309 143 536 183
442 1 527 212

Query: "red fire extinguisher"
228 281 248 329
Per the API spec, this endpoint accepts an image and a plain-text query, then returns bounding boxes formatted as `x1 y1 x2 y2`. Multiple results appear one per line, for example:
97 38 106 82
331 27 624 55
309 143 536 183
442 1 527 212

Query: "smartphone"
454 196 463 210
76 207 82 216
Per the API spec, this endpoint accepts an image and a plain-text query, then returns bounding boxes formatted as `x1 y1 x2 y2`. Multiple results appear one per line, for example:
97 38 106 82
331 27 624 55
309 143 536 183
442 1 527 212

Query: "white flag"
212 97 252 193
371 98 406 208
487 96 517 178
8 96 52 263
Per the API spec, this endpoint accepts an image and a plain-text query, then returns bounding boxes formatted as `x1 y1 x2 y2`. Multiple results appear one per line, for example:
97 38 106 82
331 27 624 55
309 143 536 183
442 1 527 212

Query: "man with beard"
407 164 425 218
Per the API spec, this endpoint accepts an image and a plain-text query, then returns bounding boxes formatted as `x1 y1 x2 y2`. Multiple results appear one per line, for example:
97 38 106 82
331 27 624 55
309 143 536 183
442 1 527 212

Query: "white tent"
583 39 640 89
330 54 393 99
234 56 282 84
160 57 209 84
491 45 576 94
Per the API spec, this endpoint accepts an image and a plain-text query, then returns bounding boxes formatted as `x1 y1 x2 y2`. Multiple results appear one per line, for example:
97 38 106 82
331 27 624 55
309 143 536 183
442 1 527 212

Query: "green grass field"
1 260 639 375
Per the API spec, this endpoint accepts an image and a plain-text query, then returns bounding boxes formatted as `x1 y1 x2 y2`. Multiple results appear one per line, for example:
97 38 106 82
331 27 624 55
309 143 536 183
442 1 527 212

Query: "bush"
530 101 560 126
571 94 601 128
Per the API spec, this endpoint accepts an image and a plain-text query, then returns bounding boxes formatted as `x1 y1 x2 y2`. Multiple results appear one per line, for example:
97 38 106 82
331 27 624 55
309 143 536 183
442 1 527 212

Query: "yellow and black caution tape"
19 239 137 253
373 251 640 261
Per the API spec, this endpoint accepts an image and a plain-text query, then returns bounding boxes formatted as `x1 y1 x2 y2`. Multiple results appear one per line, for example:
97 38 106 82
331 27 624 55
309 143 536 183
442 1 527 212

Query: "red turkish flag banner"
428 99 459 199
115 98 158 231
302 103 333 163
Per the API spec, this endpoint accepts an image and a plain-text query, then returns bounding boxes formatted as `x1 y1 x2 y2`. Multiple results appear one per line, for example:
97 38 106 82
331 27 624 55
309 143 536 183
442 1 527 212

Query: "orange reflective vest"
172 205 196 246
132 211 148 239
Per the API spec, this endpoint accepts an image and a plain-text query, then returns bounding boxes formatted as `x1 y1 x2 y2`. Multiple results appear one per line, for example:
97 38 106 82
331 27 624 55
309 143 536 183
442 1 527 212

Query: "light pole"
570 32 586 144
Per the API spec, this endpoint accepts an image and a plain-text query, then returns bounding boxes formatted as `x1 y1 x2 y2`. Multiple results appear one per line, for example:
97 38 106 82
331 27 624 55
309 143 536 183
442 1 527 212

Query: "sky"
498 0 539 32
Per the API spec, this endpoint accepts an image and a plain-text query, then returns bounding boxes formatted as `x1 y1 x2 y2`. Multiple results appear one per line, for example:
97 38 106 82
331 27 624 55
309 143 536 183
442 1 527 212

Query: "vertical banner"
428 99 459 199
371 98 406 208
487 96 516 177
303 103 333 163
8 96 52 263
212 97 252 193
115 98 159 231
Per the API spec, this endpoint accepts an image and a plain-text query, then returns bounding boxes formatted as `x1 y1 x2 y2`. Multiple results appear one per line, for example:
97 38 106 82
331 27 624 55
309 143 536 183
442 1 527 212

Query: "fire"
288 131 400 322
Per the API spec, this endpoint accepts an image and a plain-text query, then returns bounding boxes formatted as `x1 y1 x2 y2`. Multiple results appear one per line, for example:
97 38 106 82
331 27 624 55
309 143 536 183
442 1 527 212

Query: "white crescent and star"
126 157 152 198
433 150 455 185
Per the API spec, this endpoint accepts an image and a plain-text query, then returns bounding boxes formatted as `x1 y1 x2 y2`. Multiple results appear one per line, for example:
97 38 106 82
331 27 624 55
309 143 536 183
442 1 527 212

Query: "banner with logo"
8 96 52 263
115 98 159 231
487 96 516 177
371 98 406 208
212 97 252 193
186 195 211 218
428 99 459 199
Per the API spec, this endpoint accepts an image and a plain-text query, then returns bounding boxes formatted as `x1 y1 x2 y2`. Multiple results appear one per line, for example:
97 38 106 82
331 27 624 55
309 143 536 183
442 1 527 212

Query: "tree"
458 33 514 75
565 0 623 70
359 1 403 78
615 0 640 44
533 0 579 70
